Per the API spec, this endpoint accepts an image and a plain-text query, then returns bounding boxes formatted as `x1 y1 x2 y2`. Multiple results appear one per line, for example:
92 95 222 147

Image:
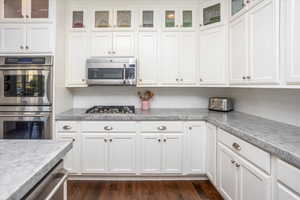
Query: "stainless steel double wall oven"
0 56 53 139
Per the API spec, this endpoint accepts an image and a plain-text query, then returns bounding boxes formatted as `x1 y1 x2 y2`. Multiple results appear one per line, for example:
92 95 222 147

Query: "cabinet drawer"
217 128 271 173
139 122 183 133
81 121 137 132
277 159 300 194
56 121 80 132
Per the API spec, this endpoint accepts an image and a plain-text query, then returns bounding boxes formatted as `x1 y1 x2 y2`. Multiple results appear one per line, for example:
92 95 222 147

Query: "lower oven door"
23 161 68 200
0 112 52 139
0 68 52 106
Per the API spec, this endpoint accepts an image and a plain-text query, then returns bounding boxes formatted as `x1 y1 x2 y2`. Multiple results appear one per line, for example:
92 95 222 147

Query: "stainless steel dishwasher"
22 161 68 200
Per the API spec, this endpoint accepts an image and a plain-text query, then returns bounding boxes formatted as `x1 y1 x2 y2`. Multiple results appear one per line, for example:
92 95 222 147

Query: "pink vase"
141 101 150 111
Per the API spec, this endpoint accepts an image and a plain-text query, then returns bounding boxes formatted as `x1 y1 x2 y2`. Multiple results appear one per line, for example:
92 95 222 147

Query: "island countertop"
0 140 72 200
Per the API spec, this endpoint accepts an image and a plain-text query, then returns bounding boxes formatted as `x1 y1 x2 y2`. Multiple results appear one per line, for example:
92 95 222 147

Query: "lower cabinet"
57 133 81 174
217 143 271 200
206 123 217 185
162 134 183 173
81 133 136 174
277 183 300 200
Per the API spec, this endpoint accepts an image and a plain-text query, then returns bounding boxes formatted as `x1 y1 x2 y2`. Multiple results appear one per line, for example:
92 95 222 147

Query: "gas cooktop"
86 106 135 114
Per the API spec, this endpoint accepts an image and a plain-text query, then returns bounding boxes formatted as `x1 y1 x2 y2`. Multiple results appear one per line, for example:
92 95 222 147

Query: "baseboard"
68 174 208 181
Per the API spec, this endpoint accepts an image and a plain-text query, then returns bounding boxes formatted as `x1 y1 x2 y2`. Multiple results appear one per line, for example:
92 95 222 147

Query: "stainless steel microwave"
87 57 137 86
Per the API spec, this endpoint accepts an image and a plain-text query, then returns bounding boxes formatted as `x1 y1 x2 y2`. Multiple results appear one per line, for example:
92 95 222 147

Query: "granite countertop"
0 140 72 200
56 108 300 169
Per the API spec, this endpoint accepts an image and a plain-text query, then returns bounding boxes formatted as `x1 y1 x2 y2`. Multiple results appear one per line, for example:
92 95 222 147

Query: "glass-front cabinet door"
2 0 25 20
115 9 133 29
200 1 223 29
139 9 156 31
231 0 246 17
180 9 195 30
29 0 50 19
93 9 113 30
71 8 86 31
163 9 177 30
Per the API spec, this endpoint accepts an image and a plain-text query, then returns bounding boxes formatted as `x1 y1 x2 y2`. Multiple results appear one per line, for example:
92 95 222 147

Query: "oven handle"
0 114 50 117
44 173 68 200
0 67 51 70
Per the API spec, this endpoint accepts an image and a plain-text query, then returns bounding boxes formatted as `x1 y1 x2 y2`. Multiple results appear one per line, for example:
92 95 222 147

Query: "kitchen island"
0 140 72 200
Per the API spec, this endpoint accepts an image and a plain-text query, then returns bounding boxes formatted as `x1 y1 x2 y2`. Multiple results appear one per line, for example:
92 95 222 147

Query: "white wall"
227 88 300 127
72 87 226 109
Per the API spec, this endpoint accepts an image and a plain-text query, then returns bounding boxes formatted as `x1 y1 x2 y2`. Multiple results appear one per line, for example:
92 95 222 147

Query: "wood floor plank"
67 180 224 200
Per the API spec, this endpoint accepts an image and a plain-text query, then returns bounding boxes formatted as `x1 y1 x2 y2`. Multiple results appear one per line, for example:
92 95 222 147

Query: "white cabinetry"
91 32 134 57
206 123 217 185
162 134 183 173
186 122 206 174
159 32 197 86
285 0 300 84
0 23 53 53
229 0 280 85
200 0 225 30
137 32 158 86
276 159 300 200
162 8 196 31
66 33 89 87
199 26 226 85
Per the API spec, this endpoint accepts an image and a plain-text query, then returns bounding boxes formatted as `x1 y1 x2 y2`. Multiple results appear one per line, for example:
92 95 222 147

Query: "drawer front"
139 122 183 133
81 121 137 132
277 159 300 195
56 121 80 132
217 128 271 173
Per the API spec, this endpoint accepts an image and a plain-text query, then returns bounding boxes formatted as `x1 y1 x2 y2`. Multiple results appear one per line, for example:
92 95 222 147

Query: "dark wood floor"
67 180 223 200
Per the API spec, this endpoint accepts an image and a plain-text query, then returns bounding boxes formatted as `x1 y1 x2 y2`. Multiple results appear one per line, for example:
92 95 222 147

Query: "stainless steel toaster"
208 97 233 112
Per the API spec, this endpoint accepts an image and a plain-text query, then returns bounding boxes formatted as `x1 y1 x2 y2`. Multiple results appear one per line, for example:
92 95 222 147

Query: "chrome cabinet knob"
176 78 179 82
158 139 161 142
232 142 241 151
200 78 203 82
20 45 24 50
247 76 251 80
104 126 113 131
235 163 241 168
25 46 29 50
104 139 108 142
109 139 113 142
63 125 72 130
180 78 183 81
163 139 167 142
81 79 85 82
157 126 167 131
231 160 236 164
189 127 192 130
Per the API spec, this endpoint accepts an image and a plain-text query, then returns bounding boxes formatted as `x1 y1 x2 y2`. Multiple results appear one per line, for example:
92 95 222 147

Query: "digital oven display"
5 57 46 65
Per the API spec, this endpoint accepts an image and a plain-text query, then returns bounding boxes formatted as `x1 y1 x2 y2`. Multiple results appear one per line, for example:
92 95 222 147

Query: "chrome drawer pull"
157 126 167 131
63 125 72 130
104 126 113 131
232 142 241 151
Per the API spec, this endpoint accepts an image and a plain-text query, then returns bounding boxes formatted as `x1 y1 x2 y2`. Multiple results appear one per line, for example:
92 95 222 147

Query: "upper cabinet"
90 8 134 31
285 0 300 84
230 0 265 20
70 8 87 31
200 0 225 30
0 0 52 22
162 8 196 31
138 9 157 31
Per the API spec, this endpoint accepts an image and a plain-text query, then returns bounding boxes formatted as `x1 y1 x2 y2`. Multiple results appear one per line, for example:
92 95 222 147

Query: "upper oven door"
87 64 126 85
0 69 52 106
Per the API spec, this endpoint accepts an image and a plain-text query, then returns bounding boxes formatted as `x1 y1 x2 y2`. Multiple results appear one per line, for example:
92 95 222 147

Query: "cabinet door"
114 9 134 30
162 134 183 173
67 33 89 87
200 0 223 30
163 9 179 31
140 134 162 173
218 143 239 200
229 15 249 84
91 32 113 57
248 0 279 84
81 133 107 173
206 123 217 186
1 0 26 21
93 9 113 31
0 24 26 53
286 0 300 84
277 183 300 200
238 157 271 200
113 32 134 56
57 134 81 174
139 9 156 31
199 26 226 85
27 0 51 21
159 32 179 85
179 32 197 85
138 32 158 86
71 8 87 31
108 134 136 173
231 0 247 18
186 123 206 174
26 24 53 53
179 8 195 31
